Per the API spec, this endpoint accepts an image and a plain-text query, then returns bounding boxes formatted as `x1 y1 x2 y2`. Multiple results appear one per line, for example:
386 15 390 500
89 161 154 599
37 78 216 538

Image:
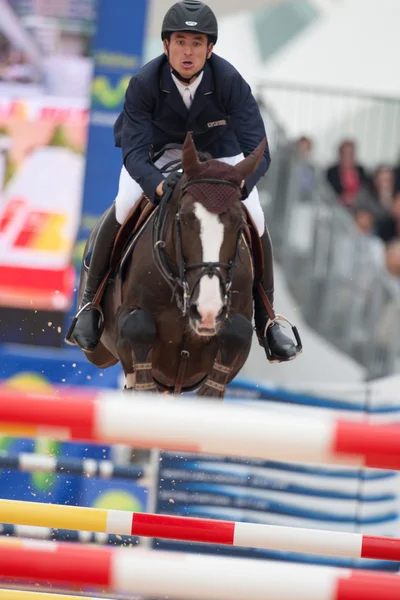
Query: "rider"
69 0 299 363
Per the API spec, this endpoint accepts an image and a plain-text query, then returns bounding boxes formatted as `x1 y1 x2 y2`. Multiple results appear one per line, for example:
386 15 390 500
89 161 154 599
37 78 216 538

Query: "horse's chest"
156 314 186 345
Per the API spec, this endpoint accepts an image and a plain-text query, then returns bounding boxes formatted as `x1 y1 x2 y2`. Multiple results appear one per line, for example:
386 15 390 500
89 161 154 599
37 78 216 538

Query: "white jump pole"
0 538 399 600
0 388 399 470
0 592 111 600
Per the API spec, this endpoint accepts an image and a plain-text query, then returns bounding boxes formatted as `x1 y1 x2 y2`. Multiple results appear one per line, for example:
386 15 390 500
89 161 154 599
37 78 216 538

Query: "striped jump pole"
1 499 400 562
0 592 113 600
1 539 400 600
0 450 145 480
0 523 136 547
0 389 400 470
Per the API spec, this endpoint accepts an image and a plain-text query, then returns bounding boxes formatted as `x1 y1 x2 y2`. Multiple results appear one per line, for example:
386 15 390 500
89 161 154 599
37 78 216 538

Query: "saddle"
90 197 275 321
90 195 155 308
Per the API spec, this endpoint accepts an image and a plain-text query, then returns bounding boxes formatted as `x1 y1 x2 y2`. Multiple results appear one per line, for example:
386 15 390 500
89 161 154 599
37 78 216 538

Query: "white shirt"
171 71 204 110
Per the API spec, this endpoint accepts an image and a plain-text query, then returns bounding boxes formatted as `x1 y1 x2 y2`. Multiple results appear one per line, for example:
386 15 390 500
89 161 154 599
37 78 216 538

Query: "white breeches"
115 151 265 236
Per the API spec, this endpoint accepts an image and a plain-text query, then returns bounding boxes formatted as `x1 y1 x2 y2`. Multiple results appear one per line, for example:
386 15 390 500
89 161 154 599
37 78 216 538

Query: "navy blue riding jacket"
114 53 271 201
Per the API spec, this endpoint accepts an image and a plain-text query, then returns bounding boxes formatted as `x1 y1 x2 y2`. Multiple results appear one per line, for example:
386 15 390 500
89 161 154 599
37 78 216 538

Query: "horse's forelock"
183 160 242 215
188 158 242 187
181 134 243 215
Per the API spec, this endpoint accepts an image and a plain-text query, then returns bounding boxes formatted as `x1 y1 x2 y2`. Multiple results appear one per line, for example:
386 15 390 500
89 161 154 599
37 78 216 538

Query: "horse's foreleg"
197 315 253 398
117 308 157 392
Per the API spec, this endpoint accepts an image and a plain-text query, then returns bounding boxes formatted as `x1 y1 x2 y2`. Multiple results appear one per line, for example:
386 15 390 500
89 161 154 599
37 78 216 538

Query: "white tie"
183 87 193 110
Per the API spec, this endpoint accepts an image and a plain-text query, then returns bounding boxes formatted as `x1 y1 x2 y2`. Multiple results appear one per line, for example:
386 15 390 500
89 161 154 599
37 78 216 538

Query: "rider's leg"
71 166 144 351
114 166 144 225
242 187 297 362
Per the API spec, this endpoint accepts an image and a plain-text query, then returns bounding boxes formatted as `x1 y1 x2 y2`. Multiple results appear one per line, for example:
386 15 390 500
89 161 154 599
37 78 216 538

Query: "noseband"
152 177 243 317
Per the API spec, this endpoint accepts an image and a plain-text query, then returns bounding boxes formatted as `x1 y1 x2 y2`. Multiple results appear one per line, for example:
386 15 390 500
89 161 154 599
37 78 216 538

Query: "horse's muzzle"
189 303 226 336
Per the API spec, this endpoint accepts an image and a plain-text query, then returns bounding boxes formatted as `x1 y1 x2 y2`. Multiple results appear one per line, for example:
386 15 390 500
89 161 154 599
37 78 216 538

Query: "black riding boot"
254 228 298 362
69 204 121 351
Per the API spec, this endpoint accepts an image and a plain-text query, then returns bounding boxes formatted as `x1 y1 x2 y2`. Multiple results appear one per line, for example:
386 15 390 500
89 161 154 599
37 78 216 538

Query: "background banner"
79 0 149 242
0 97 87 314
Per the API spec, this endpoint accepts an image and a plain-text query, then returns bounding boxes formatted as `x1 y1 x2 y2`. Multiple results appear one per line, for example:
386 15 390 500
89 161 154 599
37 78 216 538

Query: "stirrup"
64 302 104 347
262 314 303 362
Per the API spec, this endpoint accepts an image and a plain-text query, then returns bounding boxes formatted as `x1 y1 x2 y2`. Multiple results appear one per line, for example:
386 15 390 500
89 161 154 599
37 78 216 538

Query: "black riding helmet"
161 1 218 45
162 1 218 84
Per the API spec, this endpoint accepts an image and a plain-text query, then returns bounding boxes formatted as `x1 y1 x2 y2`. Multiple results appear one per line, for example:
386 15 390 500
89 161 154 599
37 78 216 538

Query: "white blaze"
193 202 224 328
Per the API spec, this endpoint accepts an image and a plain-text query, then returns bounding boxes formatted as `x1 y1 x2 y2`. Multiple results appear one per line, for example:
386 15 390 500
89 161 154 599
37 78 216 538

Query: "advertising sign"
0 97 88 313
80 0 149 239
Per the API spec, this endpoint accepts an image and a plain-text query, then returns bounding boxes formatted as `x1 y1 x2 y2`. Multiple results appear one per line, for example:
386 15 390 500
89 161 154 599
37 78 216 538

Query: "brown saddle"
91 197 275 321
91 195 154 308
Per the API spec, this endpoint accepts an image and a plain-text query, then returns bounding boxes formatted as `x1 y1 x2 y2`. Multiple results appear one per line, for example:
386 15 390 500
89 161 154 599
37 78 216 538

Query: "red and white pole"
0 539 399 600
0 388 399 470
2 499 400 562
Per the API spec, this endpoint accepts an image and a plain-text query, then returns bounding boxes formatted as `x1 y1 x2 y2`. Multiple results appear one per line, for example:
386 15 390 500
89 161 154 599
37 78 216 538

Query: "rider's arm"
122 75 164 201
223 72 271 196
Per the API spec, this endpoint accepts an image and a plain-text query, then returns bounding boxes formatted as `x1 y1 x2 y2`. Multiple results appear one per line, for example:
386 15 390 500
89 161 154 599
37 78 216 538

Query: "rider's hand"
164 171 183 191
154 172 183 205
156 181 165 197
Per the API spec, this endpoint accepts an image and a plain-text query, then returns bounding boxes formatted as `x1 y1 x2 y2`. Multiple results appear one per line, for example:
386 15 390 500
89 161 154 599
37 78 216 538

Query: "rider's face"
164 32 213 82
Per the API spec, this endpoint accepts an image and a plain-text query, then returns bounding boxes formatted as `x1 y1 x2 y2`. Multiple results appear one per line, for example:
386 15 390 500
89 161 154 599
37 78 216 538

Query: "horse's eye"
180 212 197 227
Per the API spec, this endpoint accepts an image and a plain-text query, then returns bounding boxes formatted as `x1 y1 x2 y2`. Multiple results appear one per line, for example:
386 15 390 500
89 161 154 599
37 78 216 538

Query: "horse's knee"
221 314 253 347
118 309 156 347
217 314 253 372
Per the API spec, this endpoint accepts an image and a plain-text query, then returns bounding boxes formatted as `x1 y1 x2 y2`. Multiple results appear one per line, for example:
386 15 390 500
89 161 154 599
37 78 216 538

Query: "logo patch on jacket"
207 120 227 128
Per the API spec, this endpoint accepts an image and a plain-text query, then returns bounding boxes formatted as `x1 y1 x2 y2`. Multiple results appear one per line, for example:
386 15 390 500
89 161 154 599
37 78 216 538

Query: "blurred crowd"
0 34 38 84
295 136 400 283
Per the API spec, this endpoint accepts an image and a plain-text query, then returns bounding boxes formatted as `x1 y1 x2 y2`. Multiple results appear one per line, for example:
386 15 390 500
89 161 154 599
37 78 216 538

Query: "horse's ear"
182 132 200 177
234 138 267 181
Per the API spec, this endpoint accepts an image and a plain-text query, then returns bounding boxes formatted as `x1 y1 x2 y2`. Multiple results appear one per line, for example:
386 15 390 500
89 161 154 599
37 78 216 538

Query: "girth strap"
174 340 190 395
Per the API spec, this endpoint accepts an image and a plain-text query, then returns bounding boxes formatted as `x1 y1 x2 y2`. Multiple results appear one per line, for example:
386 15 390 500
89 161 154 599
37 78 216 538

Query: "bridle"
152 176 243 317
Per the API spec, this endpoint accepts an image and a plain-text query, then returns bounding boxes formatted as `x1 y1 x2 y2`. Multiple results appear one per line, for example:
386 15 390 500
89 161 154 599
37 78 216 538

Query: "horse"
72 133 267 398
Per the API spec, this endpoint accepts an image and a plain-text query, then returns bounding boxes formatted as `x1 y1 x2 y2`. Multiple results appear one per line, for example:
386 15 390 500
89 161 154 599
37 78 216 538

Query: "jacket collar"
160 57 214 121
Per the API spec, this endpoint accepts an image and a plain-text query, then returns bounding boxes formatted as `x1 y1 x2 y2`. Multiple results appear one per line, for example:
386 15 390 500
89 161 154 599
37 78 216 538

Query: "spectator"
351 195 385 265
369 164 396 213
376 191 400 244
326 139 368 208
385 240 400 281
296 135 313 159
294 135 315 202
394 164 400 193
353 204 376 236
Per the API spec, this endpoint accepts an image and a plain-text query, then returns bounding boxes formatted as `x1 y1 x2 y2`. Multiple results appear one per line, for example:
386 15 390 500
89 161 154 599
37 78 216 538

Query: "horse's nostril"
189 304 201 321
